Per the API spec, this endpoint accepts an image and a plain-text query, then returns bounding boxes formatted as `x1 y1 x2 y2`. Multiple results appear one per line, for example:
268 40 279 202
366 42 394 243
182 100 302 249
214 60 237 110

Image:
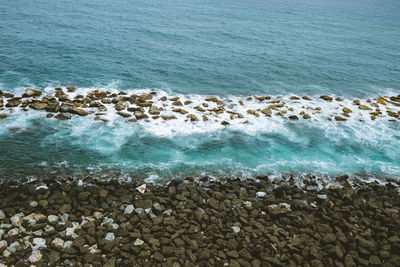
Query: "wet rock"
359 105 372 111
0 114 7 119
134 111 149 120
186 114 199 121
221 120 230 125
5 98 21 107
343 107 352 113
22 88 42 98
161 115 177 120
172 108 188 114
320 95 333 101
66 86 76 92
149 105 160 115
172 101 183 106
117 111 131 117
203 115 208 121
302 96 312 100
288 115 299 120
29 102 47 110
335 116 346 121
55 113 71 120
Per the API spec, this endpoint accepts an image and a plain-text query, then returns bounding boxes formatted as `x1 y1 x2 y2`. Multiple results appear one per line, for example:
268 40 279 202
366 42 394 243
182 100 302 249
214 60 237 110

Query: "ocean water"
0 0 399 182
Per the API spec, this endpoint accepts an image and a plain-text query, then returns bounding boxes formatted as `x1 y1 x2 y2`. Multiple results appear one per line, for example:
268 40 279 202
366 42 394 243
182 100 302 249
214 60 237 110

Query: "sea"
0 0 399 183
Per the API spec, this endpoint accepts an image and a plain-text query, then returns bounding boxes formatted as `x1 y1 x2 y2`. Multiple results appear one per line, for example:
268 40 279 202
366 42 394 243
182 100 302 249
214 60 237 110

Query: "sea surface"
0 0 399 182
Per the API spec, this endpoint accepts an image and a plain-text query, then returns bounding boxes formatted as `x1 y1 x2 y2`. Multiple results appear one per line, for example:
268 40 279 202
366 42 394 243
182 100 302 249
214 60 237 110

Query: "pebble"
29 250 43 263
317 194 328 201
32 238 46 249
10 213 23 227
7 228 19 237
124 204 135 214
63 240 73 249
136 184 146 194
0 210 5 220
8 241 20 253
47 215 59 224
52 238 64 249
134 238 144 246
256 191 267 198
0 229 4 239
231 226 241 233
105 232 115 241
29 200 38 207
0 240 7 250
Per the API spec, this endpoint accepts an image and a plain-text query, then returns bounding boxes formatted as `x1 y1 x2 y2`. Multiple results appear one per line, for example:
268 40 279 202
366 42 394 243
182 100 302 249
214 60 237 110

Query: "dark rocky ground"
0 175 399 266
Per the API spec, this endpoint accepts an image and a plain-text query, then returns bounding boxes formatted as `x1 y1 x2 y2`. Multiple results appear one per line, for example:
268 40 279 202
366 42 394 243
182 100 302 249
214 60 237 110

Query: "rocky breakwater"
0 176 399 266
0 87 400 124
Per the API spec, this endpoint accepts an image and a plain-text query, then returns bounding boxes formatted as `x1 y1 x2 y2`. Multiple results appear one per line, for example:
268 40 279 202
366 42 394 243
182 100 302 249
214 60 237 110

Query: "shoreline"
0 176 399 266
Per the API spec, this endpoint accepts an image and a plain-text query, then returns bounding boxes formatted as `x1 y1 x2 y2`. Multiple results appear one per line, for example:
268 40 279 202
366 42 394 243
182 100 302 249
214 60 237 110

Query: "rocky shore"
0 87 399 124
0 175 399 266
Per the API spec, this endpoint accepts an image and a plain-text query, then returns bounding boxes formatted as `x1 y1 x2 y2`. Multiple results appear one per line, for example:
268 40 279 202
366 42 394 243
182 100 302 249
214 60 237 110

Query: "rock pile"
0 88 399 124
0 176 399 266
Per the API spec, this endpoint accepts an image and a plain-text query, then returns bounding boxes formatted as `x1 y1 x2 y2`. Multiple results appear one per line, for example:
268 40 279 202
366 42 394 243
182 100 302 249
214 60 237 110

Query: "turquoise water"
0 0 399 181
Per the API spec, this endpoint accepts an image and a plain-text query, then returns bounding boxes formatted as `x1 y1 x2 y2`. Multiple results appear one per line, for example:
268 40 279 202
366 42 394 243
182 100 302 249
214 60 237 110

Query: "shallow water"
0 0 399 181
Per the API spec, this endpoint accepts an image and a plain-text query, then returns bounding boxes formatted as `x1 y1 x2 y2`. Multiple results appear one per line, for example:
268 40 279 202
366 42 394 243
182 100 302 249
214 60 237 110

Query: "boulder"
320 95 333 101
22 88 42 98
134 111 149 120
186 114 198 121
55 113 71 120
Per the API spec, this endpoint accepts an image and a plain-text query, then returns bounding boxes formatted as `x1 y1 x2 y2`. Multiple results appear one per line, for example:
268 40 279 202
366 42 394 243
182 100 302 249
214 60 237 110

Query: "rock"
317 194 328 201
203 115 208 121
6 98 21 107
124 205 135 214
256 192 266 198
186 114 198 121
221 120 230 125
66 86 76 92
10 214 23 227
134 111 149 120
231 226 240 233
115 101 128 111
136 184 146 194
149 105 160 115
134 238 144 246
0 114 8 119
335 116 346 121
288 115 299 120
29 250 43 263
117 111 131 117
138 94 153 101
0 240 7 251
343 107 352 113
51 238 64 249
369 255 381 265
47 215 58 225
55 113 71 120
302 96 312 100
78 191 91 201
359 105 372 111
72 108 89 116
320 95 333 101
161 115 177 120
22 88 42 98
153 251 164 262
172 101 183 106
172 108 188 114
32 238 46 249
105 232 115 241
303 113 311 119
29 102 47 110
322 233 336 243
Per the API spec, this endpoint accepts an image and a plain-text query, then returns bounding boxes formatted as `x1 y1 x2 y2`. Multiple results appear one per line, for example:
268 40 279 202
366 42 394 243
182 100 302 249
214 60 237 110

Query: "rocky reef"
0 175 399 266
0 87 399 124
